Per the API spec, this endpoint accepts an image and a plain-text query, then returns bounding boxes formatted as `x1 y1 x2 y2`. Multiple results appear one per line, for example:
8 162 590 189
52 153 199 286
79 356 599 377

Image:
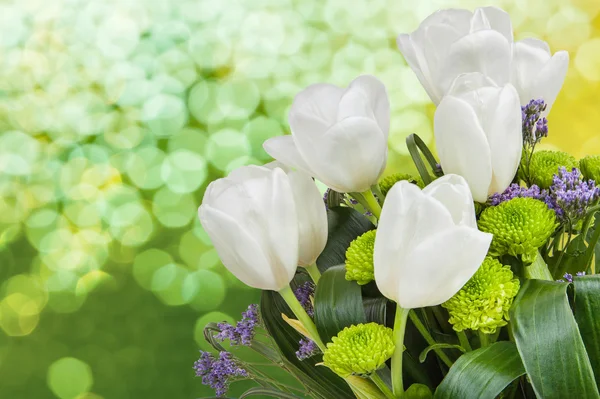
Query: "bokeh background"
1 0 600 397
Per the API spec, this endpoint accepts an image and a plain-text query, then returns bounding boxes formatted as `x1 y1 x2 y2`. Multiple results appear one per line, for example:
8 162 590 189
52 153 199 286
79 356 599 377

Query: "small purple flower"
349 198 359 205
294 282 315 317
296 338 319 360
323 190 329 210
557 271 586 283
522 99 548 146
194 351 248 397
214 304 260 346
549 167 600 222
489 183 548 206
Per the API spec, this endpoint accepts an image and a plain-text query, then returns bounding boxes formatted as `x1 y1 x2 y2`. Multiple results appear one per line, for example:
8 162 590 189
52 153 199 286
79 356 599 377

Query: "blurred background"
1 0 599 397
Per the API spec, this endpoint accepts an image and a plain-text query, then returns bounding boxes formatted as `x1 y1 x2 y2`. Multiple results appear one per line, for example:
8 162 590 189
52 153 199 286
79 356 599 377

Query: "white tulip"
511 38 569 114
263 75 389 194
397 7 513 105
434 73 522 203
198 165 327 291
373 175 492 309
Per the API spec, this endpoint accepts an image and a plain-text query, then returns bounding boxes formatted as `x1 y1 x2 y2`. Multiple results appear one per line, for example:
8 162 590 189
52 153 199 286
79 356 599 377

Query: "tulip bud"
373 175 492 309
397 7 513 105
434 73 522 202
263 75 389 193
198 165 327 291
398 6 568 113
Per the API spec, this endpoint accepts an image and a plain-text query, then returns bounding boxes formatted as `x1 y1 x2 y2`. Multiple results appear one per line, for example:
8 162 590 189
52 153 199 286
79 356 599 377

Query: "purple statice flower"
323 190 329 210
214 304 259 346
296 338 319 360
194 351 248 397
349 198 359 205
294 281 315 317
549 167 600 222
522 99 548 146
489 183 548 206
557 271 586 283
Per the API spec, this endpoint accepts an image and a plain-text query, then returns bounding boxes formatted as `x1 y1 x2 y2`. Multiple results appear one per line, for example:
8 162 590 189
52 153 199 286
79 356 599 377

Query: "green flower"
379 173 423 196
345 230 376 285
522 150 578 188
478 197 558 264
443 257 520 334
322 323 394 378
580 155 600 182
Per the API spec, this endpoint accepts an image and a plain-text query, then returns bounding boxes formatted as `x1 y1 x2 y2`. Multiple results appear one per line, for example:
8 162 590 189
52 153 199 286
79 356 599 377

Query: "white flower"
373 175 492 309
397 7 568 112
198 165 327 291
263 75 389 193
512 38 569 114
434 73 522 203
397 7 513 105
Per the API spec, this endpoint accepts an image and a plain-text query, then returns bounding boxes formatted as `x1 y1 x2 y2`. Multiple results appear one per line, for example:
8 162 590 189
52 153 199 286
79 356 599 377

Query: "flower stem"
479 331 490 348
370 373 396 399
457 331 472 352
360 189 382 219
409 311 453 368
371 183 385 205
391 306 410 397
278 285 325 351
305 263 321 284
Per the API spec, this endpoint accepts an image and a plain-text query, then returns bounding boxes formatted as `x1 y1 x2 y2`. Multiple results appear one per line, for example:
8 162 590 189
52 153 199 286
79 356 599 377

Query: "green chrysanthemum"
345 230 376 285
322 323 394 378
478 197 558 264
523 150 578 188
379 173 423 196
443 257 520 334
580 155 600 182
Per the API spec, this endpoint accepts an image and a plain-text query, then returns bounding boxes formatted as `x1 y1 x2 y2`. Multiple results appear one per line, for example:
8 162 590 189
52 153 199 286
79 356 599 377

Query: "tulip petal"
263 135 314 176
345 75 390 137
289 83 344 128
529 50 569 114
374 181 454 302
512 39 551 104
477 7 513 42
396 227 492 309
422 174 477 228
397 34 440 104
199 205 287 290
437 30 511 92
288 170 328 266
434 96 493 203
294 117 387 193
480 84 522 194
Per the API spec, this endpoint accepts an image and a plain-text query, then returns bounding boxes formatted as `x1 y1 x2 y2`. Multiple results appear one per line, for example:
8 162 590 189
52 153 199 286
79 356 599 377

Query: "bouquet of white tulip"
194 7 600 399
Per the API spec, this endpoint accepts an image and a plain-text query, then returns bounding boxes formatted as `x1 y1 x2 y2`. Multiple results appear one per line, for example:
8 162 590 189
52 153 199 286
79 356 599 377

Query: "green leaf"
434 342 525 399
239 387 302 398
317 207 374 272
419 344 465 363
510 279 600 399
573 275 600 386
314 265 367 343
363 297 390 326
260 290 354 399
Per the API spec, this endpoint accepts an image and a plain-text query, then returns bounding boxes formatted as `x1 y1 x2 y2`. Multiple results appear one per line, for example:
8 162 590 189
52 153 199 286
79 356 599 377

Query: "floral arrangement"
194 6 600 399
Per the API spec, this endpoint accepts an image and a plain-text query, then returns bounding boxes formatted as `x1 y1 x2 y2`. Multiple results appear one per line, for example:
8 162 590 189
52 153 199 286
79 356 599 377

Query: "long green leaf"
573 275 600 386
510 279 599 398
419 344 465 363
317 207 374 272
314 265 366 343
434 342 525 399
260 290 354 399
363 297 390 326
